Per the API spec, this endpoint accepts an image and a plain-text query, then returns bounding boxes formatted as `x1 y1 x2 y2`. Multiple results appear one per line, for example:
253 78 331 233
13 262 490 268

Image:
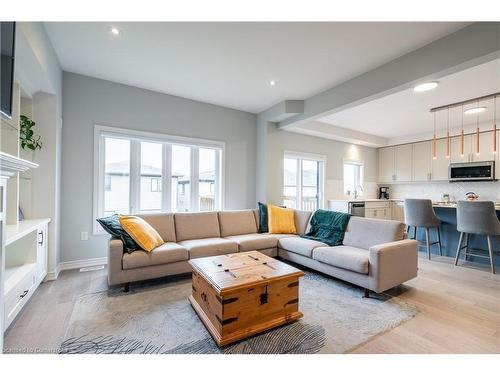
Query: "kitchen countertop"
433 201 500 210
327 198 402 202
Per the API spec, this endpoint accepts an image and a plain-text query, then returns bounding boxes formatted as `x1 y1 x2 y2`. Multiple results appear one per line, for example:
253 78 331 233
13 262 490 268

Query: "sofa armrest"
368 239 418 293
107 238 125 286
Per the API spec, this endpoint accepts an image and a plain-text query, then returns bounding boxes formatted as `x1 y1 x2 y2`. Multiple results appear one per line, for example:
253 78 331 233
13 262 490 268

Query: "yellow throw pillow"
268 204 297 234
119 215 164 252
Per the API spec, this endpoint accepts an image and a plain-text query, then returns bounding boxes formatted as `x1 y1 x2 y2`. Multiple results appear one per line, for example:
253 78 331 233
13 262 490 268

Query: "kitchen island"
413 204 500 267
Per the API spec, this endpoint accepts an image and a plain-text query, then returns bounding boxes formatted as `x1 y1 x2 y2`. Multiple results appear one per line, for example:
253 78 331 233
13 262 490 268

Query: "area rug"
59 270 418 354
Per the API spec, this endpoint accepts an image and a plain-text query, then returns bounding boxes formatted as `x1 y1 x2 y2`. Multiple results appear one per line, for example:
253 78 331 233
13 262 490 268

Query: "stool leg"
414 226 417 240
486 236 496 274
465 233 470 262
454 232 464 266
436 226 442 256
425 228 431 260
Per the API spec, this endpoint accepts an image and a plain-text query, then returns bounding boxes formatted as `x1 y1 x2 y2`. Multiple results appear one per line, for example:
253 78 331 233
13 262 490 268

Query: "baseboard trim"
45 263 61 281
60 257 108 271
45 257 107 280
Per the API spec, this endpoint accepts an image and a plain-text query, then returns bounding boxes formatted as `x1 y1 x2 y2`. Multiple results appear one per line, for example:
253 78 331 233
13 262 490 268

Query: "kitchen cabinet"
378 147 395 183
431 138 450 181
365 201 390 220
390 200 405 222
394 144 412 182
413 141 432 181
451 131 496 163
378 145 412 183
472 131 496 162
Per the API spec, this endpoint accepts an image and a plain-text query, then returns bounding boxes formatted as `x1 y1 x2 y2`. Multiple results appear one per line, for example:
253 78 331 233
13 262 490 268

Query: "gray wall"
60 72 256 262
266 123 378 205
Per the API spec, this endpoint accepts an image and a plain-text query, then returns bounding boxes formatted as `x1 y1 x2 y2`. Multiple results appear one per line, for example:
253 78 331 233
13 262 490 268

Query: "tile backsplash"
387 181 500 202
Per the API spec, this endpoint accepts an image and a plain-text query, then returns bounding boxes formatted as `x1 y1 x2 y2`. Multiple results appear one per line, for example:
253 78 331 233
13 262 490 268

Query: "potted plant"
19 115 42 151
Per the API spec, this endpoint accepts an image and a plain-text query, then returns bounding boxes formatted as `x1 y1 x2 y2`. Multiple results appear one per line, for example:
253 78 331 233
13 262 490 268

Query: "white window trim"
343 158 365 197
283 150 326 210
93 124 226 235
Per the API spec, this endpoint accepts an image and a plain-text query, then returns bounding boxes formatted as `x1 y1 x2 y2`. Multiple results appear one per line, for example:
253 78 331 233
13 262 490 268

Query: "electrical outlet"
80 231 89 241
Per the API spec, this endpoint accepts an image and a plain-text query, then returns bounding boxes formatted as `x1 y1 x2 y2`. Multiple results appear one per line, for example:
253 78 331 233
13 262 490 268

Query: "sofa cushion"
122 242 188 270
137 213 176 242
268 205 297 234
218 210 258 237
278 237 327 258
342 217 405 250
312 246 369 274
179 238 238 259
294 210 312 235
119 215 165 252
175 212 221 241
224 233 278 251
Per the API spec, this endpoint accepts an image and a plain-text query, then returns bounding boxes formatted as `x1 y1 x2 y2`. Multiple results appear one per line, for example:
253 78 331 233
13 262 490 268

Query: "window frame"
282 151 326 210
93 125 225 234
343 159 364 197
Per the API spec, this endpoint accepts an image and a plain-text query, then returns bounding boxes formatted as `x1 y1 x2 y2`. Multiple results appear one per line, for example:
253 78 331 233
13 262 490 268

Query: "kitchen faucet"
354 185 363 199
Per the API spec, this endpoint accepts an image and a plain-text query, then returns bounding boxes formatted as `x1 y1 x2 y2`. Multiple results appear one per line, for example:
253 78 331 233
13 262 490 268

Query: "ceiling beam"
276 22 500 129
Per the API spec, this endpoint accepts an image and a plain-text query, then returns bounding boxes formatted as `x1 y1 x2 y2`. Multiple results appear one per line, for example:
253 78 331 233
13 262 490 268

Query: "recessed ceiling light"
413 81 438 92
110 27 120 36
464 107 487 115
270 80 276 86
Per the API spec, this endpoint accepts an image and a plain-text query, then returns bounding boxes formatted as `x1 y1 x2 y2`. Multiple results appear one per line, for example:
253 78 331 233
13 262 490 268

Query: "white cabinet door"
451 134 472 163
391 201 405 222
394 144 412 182
378 147 395 183
432 138 450 181
36 224 48 283
471 131 496 162
413 141 432 181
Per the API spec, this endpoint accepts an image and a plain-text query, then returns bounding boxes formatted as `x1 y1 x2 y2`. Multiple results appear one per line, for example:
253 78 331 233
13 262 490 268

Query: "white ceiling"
44 22 468 113
315 58 500 143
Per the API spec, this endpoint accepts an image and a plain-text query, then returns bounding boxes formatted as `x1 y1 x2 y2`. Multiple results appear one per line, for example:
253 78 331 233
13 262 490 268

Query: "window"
343 160 364 197
150 178 161 192
283 152 324 211
94 125 224 233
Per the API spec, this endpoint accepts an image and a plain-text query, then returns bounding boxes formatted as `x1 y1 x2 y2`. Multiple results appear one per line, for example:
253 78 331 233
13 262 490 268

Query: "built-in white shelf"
5 218 51 246
4 263 36 296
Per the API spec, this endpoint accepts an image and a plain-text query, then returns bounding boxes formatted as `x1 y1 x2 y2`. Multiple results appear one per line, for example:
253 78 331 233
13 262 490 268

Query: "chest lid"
189 251 304 295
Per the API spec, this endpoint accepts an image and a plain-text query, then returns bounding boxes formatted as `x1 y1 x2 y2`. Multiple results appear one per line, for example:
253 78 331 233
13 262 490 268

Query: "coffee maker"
379 186 390 200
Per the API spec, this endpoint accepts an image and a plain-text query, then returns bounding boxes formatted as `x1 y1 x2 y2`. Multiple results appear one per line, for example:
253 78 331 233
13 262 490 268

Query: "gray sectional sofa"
107 209 418 295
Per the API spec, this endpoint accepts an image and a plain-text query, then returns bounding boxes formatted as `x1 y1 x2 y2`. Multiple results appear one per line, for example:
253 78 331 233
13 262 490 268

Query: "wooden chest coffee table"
188 250 305 347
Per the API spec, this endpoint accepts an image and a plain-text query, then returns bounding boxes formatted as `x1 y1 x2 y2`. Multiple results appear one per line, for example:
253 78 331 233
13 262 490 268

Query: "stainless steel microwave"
449 161 496 182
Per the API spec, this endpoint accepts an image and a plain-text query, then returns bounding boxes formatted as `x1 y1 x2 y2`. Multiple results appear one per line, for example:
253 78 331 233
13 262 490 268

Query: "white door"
413 141 432 181
378 147 395 183
432 138 451 181
394 144 412 182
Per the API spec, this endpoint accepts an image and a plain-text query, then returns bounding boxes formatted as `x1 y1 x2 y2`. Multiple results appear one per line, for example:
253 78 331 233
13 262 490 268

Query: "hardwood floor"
3 255 500 354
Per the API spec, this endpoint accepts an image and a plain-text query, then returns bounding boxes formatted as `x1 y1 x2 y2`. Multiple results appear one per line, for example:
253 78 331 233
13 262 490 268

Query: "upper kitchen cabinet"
413 141 432 181
472 131 496 162
394 144 412 182
378 147 395 183
451 131 495 163
451 133 472 163
431 138 450 181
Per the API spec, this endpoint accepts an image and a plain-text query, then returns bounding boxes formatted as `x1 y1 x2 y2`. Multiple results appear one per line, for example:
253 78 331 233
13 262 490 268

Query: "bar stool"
454 200 500 274
404 199 442 260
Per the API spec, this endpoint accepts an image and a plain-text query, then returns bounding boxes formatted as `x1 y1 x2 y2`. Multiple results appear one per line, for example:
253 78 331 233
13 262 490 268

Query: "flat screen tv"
1 22 16 118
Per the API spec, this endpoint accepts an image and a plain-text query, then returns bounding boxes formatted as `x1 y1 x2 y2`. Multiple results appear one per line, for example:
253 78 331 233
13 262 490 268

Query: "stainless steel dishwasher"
349 201 365 217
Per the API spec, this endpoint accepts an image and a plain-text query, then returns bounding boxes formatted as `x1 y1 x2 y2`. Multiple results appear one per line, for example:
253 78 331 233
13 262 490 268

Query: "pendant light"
476 100 480 156
432 111 437 159
494 95 497 154
446 107 450 159
460 104 465 157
